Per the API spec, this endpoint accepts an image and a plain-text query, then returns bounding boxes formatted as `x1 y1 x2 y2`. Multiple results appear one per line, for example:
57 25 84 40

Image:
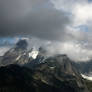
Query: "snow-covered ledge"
81 74 92 81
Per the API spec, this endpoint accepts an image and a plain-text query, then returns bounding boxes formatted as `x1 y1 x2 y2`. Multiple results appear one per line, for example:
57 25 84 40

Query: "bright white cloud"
73 3 92 25
61 42 92 61
46 41 92 61
51 0 92 25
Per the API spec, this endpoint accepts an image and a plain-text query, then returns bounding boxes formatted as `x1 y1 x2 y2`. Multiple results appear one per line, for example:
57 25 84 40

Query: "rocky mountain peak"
15 39 28 50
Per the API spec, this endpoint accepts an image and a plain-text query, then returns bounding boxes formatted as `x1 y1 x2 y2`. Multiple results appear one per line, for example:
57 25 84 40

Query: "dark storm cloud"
0 0 70 40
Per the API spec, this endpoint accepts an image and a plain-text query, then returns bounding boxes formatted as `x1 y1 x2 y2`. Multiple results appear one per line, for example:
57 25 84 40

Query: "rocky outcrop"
0 55 89 92
0 40 33 66
32 55 89 92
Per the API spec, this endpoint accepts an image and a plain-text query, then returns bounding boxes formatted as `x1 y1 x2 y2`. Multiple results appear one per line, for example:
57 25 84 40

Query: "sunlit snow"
81 74 92 81
29 51 38 59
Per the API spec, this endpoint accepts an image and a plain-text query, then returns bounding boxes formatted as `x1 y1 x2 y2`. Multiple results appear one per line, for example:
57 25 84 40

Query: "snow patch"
29 51 38 59
81 74 92 81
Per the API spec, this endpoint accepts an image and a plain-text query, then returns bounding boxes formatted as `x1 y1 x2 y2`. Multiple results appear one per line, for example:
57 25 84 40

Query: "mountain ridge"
0 39 90 92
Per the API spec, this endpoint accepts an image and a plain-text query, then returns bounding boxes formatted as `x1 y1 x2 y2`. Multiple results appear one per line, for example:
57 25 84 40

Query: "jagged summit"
0 40 33 66
15 39 28 50
0 40 48 66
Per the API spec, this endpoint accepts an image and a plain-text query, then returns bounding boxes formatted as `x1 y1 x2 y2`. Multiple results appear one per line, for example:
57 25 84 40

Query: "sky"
0 0 92 61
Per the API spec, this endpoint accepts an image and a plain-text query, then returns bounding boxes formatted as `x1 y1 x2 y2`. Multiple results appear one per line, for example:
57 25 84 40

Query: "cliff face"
32 55 89 92
0 55 89 92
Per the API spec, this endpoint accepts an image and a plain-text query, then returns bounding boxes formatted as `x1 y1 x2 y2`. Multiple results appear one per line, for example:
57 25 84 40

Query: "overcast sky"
0 0 92 61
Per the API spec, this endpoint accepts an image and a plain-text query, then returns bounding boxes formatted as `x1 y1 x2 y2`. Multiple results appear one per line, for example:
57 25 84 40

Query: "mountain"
72 60 92 81
0 64 34 92
0 40 90 92
0 40 38 66
32 54 89 92
0 40 47 67
25 47 47 69
84 79 92 92
0 54 89 92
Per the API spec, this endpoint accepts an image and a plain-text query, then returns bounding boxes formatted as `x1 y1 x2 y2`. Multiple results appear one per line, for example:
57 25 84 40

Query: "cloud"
51 0 88 11
41 0 92 61
0 0 71 41
58 42 92 61
1 0 92 62
20 37 92 62
73 3 92 25
51 0 92 25
0 0 49 19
